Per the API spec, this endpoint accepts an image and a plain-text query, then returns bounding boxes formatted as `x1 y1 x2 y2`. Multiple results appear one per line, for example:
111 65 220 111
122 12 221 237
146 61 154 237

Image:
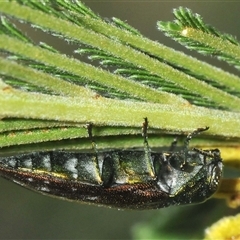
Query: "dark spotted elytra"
0 119 223 210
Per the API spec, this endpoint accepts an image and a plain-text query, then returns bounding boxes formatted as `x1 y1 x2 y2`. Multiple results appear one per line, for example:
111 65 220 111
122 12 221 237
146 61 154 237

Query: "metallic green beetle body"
0 144 222 209
0 120 223 209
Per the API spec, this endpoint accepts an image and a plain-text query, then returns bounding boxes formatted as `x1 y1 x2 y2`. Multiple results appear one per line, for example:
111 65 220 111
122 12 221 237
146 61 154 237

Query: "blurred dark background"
1 1 240 239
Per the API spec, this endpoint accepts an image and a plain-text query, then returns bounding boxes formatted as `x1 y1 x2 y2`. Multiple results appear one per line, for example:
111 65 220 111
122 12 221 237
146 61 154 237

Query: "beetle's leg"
192 147 219 164
169 137 178 152
142 117 150 152
183 126 209 165
86 123 102 176
86 123 98 155
184 126 209 151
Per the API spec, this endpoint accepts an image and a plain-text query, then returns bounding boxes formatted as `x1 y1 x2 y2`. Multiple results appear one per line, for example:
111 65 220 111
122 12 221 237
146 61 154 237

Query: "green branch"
181 28 240 62
77 12 240 92
2 85 240 137
0 1 240 152
0 57 95 98
158 7 240 69
0 35 183 105
1 2 240 110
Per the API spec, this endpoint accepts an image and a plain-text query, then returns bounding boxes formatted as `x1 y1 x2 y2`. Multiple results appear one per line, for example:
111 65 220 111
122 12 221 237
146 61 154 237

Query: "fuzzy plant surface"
0 1 240 240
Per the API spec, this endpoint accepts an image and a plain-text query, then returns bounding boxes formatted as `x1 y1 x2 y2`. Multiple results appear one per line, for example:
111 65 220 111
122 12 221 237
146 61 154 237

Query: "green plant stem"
0 35 183 105
22 2 240 95
80 15 240 92
1 2 240 110
1 131 237 153
2 86 240 138
0 118 76 133
0 126 89 149
181 28 240 61
0 57 95 98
